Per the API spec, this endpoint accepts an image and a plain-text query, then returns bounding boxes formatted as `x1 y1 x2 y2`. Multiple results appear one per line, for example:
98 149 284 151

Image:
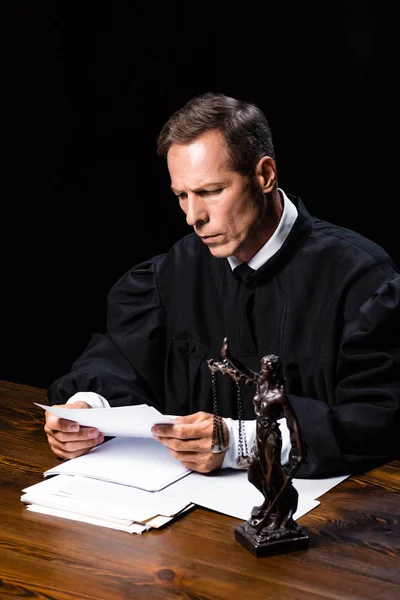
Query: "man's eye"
203 189 222 196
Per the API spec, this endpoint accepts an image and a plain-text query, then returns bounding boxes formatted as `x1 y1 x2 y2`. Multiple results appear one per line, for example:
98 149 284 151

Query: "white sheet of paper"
291 473 350 501
22 493 135 525
43 437 191 492
35 403 175 437
23 474 75 495
163 468 348 521
59 476 191 516
26 504 148 534
144 505 195 528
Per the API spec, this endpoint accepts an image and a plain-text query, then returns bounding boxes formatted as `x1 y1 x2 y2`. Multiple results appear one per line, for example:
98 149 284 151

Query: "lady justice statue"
208 338 309 557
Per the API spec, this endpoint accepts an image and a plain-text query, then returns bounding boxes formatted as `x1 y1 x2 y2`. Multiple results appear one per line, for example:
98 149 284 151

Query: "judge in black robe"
48 193 400 478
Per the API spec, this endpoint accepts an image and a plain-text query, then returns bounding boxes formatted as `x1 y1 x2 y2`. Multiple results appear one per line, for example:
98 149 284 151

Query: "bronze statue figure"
208 338 309 557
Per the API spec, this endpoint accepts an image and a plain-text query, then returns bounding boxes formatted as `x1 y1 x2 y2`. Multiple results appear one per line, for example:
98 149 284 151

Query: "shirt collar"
227 189 298 271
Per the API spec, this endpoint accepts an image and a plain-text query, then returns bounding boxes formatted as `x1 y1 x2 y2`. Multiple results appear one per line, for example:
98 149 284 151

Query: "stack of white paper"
21 474 194 534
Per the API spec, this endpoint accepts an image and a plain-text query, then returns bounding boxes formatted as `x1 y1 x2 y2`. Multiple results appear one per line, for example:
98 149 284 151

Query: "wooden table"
1 380 399 600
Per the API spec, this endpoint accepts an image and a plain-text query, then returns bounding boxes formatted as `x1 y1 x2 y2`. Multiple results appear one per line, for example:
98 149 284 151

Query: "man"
45 92 400 478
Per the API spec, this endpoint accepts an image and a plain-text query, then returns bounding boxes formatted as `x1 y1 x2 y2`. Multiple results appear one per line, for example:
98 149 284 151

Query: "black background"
5 2 399 389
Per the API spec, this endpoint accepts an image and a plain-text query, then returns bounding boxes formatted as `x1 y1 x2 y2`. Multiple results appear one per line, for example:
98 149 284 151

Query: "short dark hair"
156 92 276 177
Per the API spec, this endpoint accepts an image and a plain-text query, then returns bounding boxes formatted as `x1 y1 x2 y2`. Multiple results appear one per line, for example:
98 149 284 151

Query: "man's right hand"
44 401 104 459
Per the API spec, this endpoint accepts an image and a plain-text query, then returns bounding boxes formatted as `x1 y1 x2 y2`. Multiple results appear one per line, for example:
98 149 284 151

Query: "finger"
44 423 101 442
45 414 81 432
47 433 104 460
45 402 91 432
168 450 225 473
153 434 212 453
152 419 212 441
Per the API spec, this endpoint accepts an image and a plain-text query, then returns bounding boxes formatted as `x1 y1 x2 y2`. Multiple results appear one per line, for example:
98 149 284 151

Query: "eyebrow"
171 181 228 195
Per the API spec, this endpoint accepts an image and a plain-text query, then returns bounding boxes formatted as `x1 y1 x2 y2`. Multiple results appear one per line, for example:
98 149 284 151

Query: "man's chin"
199 235 236 258
205 245 232 259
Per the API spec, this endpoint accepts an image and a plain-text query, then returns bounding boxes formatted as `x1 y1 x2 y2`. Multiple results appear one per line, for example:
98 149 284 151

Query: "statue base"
235 521 309 558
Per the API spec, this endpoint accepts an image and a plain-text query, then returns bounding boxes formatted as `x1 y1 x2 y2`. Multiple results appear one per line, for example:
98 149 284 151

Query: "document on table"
28 402 351 530
22 474 192 521
21 474 195 534
34 403 175 438
162 469 350 521
43 437 191 492
26 504 150 534
22 428 350 533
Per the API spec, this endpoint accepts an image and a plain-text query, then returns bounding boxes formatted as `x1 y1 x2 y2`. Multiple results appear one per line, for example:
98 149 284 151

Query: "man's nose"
185 196 208 227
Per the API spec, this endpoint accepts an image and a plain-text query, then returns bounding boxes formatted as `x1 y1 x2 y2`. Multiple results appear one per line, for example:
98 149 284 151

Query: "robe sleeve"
289 275 400 477
47 257 167 409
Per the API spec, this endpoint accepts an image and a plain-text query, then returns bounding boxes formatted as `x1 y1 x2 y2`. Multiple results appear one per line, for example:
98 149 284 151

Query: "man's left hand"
151 411 228 473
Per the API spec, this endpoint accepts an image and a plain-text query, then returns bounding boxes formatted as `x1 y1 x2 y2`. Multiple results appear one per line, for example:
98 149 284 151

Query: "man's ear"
255 156 277 192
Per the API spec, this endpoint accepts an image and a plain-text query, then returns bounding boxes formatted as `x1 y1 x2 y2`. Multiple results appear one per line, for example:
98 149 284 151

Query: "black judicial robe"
48 196 400 477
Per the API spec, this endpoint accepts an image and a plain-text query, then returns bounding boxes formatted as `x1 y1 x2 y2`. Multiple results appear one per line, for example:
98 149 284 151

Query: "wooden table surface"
0 380 399 600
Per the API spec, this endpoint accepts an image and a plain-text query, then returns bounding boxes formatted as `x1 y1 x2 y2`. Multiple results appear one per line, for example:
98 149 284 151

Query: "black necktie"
233 262 257 350
234 263 255 285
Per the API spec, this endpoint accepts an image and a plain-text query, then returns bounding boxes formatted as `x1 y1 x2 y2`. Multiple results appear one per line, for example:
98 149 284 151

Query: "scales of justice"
208 337 309 558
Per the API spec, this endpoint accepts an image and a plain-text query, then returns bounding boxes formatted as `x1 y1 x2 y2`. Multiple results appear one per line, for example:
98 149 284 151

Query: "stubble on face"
223 177 271 262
